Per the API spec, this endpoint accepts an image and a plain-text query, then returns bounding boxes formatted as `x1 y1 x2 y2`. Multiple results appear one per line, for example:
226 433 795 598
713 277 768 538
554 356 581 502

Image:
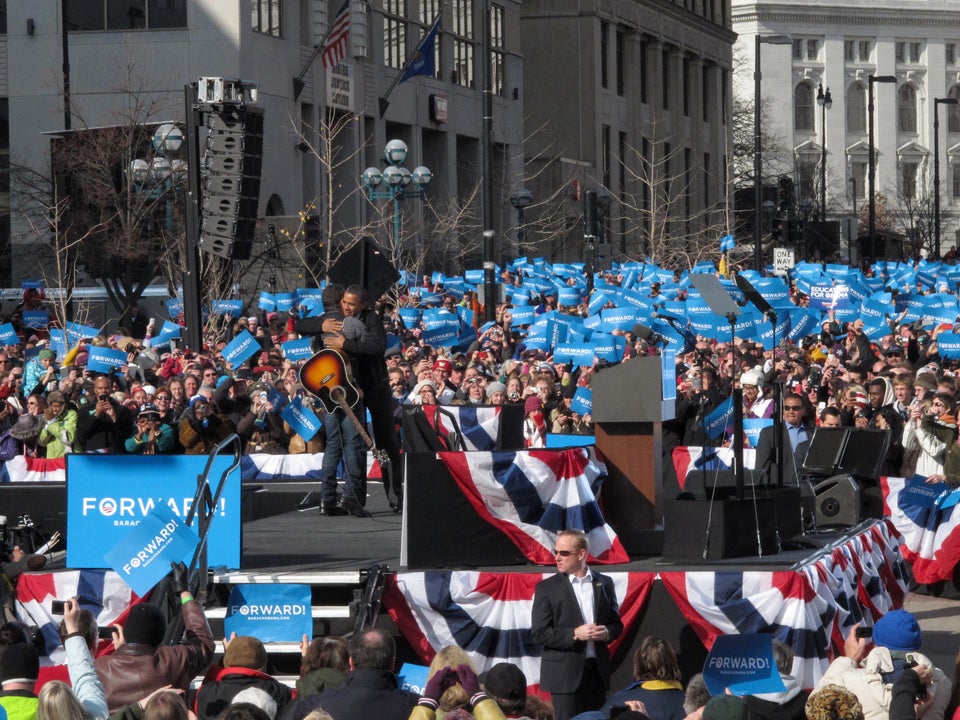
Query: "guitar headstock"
374 449 391 467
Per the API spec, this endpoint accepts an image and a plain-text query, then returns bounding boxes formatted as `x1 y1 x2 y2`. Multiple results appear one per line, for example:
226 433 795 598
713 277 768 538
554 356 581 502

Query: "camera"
51 600 66 615
855 626 873 639
98 394 108 402
98 625 117 640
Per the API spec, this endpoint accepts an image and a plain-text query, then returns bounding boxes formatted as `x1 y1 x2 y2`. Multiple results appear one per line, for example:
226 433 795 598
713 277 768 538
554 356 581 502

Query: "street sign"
773 247 795 276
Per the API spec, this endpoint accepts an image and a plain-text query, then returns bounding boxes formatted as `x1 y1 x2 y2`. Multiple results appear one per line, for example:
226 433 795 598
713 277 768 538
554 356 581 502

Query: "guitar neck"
336 397 376 450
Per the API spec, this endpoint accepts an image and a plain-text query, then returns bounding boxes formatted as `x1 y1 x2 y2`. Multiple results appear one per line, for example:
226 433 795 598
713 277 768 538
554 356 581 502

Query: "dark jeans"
320 407 365 507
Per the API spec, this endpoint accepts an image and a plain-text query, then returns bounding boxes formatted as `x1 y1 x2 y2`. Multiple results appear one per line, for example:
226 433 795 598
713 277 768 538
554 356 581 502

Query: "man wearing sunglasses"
530 529 622 720
755 392 815 486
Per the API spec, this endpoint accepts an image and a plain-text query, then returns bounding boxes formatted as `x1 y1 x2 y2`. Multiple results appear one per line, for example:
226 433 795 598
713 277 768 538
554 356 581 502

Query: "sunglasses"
553 549 576 557
783 405 804 410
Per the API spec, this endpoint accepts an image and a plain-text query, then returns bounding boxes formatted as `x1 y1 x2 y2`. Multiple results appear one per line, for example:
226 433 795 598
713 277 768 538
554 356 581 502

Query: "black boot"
339 495 371 518
320 502 344 516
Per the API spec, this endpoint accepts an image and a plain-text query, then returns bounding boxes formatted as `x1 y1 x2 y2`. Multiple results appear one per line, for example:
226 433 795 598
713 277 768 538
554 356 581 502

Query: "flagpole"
292 0 351 100
378 10 443 118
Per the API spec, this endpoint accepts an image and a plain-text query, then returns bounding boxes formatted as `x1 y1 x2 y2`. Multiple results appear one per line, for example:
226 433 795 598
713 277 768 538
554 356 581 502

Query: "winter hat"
703 696 750 720
0 642 39 684
38 349 56 360
138 403 160 419
805 684 864 720
914 373 938 392
524 395 542 414
45 391 64 405
853 392 869 409
741 368 764 388
481 662 527 701
433 358 453 373
8 414 42 441
223 636 268 671
123 604 166 647
873 609 922 651
485 381 507 399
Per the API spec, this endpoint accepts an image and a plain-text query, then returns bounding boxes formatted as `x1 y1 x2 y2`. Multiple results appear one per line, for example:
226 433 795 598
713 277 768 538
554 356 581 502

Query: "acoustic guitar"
298 349 391 470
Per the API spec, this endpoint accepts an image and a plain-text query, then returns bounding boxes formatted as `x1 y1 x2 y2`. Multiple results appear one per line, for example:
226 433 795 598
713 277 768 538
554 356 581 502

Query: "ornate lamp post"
361 139 431 260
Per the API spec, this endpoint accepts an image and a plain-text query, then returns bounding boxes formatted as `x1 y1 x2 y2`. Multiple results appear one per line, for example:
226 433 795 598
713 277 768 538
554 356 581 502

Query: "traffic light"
778 176 794 213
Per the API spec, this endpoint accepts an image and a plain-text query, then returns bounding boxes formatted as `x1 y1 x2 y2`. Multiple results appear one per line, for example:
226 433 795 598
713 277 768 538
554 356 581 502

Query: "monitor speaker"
813 474 860 528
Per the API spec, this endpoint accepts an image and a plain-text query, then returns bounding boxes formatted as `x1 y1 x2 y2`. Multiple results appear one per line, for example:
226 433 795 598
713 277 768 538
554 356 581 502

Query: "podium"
591 356 673 550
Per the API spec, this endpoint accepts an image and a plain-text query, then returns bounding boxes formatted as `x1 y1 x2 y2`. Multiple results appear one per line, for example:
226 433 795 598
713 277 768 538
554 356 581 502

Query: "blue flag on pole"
400 16 441 83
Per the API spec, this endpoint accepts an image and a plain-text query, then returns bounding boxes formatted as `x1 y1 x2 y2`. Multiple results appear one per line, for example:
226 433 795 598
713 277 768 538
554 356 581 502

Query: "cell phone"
51 600 66 615
855 626 873 639
99 394 108 402
98 625 117 640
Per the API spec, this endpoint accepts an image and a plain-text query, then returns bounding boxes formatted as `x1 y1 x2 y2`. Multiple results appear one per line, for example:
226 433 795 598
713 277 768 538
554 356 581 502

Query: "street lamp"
934 97 958 259
128 122 188 233
753 34 793 272
868 74 897 264
817 83 832 222
509 188 532 258
361 139 431 260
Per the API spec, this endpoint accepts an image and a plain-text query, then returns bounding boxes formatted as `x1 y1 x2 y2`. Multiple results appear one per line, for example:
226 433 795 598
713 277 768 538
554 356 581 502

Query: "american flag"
322 0 351 68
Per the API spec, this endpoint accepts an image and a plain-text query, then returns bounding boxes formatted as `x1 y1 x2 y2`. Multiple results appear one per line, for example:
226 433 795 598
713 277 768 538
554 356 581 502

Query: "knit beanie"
0 642 39 684
805 684 864 720
872 609 922 651
223 635 268 671
524 395 541 414
123 604 166 647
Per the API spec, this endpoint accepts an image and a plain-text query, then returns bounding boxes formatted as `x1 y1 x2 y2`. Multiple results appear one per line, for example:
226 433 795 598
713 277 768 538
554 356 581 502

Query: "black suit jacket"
530 570 622 693
755 422 814 486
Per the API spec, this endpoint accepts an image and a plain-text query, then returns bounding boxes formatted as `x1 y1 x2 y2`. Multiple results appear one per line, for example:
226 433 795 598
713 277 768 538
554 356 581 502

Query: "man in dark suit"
755 392 814 486
530 529 623 720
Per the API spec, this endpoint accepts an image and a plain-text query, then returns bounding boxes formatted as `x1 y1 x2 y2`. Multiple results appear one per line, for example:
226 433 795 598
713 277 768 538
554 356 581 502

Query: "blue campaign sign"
900 474 949 508
936 333 960 359
66 321 100 344
661 350 676 401
509 306 536 326
211 299 244 318
808 283 851 311
571 386 592 416
164 297 184 318
703 633 785 697
22 310 48 329
20 279 45 289
398 663 431 695
705 396 734 440
224 584 313 642
743 419 773 448
591 334 622 363
557 286 580 307
756 314 791 352
421 309 458 330
896 293 927 322
588 291 612 315
274 293 297 312
222 330 260 368
280 396 322 441
0 323 20 346
103 505 199 596
421 324 459 347
600 306 637 331
464 269 483 284
398 308 422 326
552 343 596 367
86 346 128 374
282 337 314 361
67 454 240 570
258 291 276 311
48 329 68 359
148 321 181 350
787 309 820 342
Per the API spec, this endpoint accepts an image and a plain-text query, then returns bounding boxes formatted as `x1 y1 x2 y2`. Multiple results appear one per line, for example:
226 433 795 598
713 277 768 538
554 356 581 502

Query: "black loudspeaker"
663 497 779 560
199 106 264 260
813 474 860 528
327 236 400 300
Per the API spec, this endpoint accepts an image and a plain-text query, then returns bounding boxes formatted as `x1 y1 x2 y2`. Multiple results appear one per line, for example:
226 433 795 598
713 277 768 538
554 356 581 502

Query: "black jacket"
278 668 417 720
194 666 293 720
77 399 134 452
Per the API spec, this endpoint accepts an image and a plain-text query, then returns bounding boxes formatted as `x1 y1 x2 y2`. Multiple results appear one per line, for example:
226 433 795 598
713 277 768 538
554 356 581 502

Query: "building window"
682 57 690 116
452 0 474 87
491 3 504 96
615 27 625 96
952 163 960 199
910 42 922 63
799 159 816 200
896 42 905 63
793 39 802 60
703 152 710 207
898 84 917 133
949 85 960 133
251 0 280 36
721 69 728 125
806 39 818 61
640 39 648 103
702 63 710 121
794 82 815 132
420 0 442 78
902 161 919 200
852 161 867 199
383 0 405 70
948 43 956 65
860 41 871 61
600 22 609 90
66 0 188 30
662 48 671 110
847 82 866 133
844 41 854 62
602 125 611 189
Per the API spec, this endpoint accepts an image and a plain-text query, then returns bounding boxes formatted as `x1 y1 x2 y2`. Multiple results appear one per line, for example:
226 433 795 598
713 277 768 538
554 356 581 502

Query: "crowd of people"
0 559 957 720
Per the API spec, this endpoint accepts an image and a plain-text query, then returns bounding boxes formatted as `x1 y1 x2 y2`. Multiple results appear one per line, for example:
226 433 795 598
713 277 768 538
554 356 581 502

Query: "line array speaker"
199 106 263 260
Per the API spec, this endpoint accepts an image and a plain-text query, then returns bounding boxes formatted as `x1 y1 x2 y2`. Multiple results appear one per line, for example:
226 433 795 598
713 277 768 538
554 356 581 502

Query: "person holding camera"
76 375 134 453
816 610 950 720
124 404 177 455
